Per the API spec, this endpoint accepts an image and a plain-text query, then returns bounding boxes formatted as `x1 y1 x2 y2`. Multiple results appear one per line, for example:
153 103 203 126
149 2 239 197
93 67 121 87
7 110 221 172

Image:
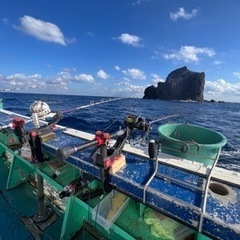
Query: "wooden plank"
109 155 126 174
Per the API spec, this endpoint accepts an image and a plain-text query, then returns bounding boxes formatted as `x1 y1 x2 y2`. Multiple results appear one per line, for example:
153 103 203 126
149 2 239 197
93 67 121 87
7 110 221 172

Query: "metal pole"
33 173 52 222
30 106 53 223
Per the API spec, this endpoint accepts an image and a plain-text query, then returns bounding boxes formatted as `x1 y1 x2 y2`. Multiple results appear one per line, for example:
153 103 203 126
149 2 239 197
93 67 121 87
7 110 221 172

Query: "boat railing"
141 143 222 233
143 140 159 204
198 149 221 232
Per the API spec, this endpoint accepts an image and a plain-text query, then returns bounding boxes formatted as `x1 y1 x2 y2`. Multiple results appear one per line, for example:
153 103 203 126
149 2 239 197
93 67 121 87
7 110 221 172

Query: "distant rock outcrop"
143 66 205 101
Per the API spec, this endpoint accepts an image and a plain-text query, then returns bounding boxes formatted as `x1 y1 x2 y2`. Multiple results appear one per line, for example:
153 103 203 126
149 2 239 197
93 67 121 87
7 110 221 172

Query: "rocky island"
143 66 205 102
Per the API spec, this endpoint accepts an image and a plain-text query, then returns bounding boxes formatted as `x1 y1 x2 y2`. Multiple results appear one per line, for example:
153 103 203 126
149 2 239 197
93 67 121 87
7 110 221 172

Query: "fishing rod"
0 119 32 130
149 114 180 125
140 114 180 144
0 84 123 115
56 114 149 193
61 97 122 114
0 97 123 131
29 97 123 133
57 114 150 161
56 113 180 163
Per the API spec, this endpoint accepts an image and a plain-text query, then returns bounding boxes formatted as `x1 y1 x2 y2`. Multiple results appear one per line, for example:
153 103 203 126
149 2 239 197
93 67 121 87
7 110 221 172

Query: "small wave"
59 116 91 131
222 143 238 152
217 162 240 172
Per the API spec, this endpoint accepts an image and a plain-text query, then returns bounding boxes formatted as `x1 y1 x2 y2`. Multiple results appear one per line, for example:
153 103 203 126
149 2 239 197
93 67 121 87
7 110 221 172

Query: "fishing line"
102 118 122 133
149 114 180 124
141 114 180 145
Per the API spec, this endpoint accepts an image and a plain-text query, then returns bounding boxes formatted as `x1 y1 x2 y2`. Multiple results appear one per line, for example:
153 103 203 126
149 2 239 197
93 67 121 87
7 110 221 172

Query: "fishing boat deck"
0 164 97 240
0 180 64 239
0 108 240 240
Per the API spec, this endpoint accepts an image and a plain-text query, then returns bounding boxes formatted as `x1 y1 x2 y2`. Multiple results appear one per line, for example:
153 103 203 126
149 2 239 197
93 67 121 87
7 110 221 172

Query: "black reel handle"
56 140 98 161
148 139 157 159
56 114 150 162
56 129 126 161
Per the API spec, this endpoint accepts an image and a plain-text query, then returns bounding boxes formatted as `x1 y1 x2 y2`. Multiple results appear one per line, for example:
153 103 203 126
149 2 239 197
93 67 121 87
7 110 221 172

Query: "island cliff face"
143 67 205 101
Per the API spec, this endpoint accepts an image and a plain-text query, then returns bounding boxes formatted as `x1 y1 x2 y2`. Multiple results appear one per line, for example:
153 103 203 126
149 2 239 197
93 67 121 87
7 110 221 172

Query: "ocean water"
1 92 239 172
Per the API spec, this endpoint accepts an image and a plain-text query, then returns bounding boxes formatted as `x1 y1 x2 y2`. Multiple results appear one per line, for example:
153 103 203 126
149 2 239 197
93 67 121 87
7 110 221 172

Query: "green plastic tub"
158 123 227 166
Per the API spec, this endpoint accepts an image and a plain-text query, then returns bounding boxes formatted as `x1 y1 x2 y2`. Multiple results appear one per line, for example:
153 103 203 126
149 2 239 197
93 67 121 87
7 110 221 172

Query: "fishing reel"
57 114 150 162
124 114 149 131
29 100 62 135
28 100 62 162
30 100 51 119
30 100 52 129
57 114 150 193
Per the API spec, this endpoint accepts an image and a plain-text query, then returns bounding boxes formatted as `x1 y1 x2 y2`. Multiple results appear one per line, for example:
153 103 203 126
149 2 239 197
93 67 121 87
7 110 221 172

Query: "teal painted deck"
0 153 196 240
0 151 64 239
0 194 33 239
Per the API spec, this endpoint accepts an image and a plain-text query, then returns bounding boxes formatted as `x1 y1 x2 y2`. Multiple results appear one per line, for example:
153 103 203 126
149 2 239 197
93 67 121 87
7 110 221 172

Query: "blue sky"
1 0 240 102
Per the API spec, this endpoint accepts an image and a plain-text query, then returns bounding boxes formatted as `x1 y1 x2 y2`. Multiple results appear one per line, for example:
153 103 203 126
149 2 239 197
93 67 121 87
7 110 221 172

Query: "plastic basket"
158 123 227 166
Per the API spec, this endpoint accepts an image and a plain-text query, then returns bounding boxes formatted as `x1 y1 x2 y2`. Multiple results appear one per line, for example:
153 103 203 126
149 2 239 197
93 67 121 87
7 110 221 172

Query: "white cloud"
122 68 146 80
126 84 145 93
115 66 120 71
203 79 240 102
87 31 95 37
56 71 72 81
0 69 96 94
6 73 27 80
6 73 42 82
233 72 240 79
2 70 240 101
14 15 73 46
212 60 223 65
123 77 131 82
97 70 110 79
163 46 215 63
2 18 9 25
117 33 143 47
170 7 198 21
132 0 152 5
1 73 47 91
8 80 24 86
55 70 94 83
151 74 165 85
63 68 77 72
113 81 146 97
205 79 240 94
75 74 95 82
